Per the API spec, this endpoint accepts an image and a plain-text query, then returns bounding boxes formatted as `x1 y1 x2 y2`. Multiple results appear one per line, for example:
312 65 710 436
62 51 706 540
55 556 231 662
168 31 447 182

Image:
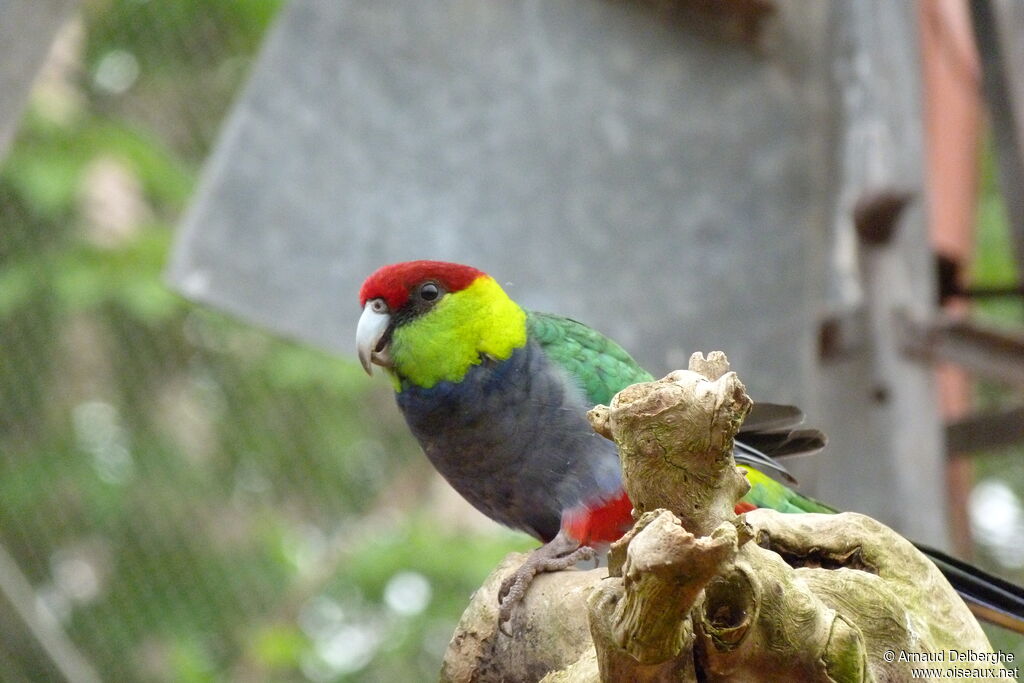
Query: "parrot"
356 259 1024 633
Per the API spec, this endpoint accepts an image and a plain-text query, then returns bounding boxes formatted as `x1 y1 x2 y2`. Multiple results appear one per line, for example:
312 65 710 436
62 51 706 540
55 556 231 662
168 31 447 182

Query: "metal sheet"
166 0 832 403
0 0 78 159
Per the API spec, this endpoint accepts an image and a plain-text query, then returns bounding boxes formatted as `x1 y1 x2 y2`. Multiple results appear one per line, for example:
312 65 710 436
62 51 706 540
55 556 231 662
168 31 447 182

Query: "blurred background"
2 0 1024 681
1 2 532 681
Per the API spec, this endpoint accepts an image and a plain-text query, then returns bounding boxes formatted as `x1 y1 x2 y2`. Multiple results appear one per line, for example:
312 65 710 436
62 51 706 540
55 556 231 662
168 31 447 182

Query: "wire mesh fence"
0 3 527 680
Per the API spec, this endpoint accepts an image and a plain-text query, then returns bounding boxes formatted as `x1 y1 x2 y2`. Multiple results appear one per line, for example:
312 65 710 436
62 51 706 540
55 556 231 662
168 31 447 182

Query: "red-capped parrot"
356 260 1024 633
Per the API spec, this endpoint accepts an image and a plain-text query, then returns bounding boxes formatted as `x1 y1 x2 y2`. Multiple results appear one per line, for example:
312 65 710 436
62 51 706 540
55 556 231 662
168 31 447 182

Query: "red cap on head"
359 261 486 309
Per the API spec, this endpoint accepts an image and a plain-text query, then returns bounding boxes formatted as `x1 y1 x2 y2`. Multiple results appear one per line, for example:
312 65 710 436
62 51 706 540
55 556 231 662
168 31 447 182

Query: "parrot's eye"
419 283 440 302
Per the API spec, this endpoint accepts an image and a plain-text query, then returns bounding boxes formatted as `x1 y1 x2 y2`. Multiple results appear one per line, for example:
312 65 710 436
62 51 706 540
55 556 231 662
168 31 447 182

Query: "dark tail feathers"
739 402 828 460
917 542 1024 635
733 403 828 485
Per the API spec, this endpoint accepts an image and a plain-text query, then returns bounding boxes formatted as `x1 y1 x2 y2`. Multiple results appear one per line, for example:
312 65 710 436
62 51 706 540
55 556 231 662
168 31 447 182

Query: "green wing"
527 313 819 505
741 467 835 514
526 311 654 406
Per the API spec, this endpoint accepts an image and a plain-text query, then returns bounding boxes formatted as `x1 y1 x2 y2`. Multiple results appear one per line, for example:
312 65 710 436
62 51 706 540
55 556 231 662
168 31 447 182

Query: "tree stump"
441 352 1005 682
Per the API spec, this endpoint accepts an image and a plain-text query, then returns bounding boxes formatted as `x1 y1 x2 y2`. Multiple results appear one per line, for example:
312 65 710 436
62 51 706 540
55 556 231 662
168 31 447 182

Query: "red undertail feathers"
562 490 634 546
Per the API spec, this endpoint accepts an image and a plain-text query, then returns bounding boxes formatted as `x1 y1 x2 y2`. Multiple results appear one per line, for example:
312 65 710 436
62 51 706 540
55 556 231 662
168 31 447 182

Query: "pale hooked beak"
356 300 393 375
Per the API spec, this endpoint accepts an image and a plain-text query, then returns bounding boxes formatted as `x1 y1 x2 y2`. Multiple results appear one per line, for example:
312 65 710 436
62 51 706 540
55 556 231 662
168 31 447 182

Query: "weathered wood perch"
441 352 1006 682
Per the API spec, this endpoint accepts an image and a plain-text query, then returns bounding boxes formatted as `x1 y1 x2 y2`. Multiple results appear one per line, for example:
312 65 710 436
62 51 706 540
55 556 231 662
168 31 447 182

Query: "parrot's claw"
497 532 596 635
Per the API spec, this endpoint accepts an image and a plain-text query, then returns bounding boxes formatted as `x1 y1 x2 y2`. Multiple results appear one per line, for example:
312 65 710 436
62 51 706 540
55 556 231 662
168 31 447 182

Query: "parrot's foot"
497 531 596 635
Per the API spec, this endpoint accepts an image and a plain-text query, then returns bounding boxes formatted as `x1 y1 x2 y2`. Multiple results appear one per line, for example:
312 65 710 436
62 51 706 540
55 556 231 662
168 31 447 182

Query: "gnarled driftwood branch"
441 352 1005 682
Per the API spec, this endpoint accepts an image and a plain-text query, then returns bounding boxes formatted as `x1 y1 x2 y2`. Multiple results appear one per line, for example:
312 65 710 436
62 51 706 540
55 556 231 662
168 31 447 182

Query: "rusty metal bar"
902 312 1024 387
946 406 1024 453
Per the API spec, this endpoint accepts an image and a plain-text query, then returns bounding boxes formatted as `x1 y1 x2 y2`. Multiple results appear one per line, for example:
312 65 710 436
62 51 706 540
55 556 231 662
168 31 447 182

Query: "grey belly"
395 344 622 541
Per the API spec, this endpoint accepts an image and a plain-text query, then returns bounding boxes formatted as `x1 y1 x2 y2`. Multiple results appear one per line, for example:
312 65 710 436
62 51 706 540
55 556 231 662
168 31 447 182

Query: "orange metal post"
918 0 982 557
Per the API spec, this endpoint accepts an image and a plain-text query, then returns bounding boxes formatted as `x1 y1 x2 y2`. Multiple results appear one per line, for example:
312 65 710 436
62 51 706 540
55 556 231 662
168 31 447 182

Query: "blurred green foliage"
966 141 1024 657
0 2 529 681
971 143 1024 326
